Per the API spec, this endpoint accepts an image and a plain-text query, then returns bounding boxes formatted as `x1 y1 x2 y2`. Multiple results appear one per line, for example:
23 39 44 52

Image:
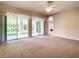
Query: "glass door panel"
32 17 44 36
32 17 39 36
7 13 17 40
18 15 29 38
39 19 44 35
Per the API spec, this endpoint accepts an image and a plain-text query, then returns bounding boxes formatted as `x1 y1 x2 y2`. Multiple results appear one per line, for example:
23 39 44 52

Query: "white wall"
53 8 79 40
48 16 53 36
0 15 2 43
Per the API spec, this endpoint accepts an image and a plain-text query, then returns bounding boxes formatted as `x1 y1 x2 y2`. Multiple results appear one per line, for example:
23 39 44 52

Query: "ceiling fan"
46 1 56 12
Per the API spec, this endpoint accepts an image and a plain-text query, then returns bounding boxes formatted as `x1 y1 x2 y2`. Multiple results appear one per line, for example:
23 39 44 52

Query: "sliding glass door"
7 12 45 40
7 12 29 40
32 17 44 36
39 19 44 34
18 15 28 38
7 13 17 40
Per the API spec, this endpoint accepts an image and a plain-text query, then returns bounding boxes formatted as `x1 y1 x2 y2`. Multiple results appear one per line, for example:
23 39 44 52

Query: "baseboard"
53 35 79 41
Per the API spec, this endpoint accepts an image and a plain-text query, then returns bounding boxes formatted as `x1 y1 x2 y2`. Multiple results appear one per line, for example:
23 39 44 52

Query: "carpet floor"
0 36 79 58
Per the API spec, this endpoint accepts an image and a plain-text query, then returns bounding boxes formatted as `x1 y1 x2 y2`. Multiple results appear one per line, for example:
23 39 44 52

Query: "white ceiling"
0 1 79 15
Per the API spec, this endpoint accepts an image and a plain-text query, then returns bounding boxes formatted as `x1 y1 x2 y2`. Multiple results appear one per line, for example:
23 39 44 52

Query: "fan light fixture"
46 1 56 12
46 7 52 12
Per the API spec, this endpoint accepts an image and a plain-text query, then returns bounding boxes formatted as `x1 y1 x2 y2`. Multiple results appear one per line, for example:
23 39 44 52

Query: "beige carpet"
0 36 79 58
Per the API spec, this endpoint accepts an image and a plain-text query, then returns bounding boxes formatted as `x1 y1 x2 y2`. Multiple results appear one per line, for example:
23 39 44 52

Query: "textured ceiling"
0 1 79 15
